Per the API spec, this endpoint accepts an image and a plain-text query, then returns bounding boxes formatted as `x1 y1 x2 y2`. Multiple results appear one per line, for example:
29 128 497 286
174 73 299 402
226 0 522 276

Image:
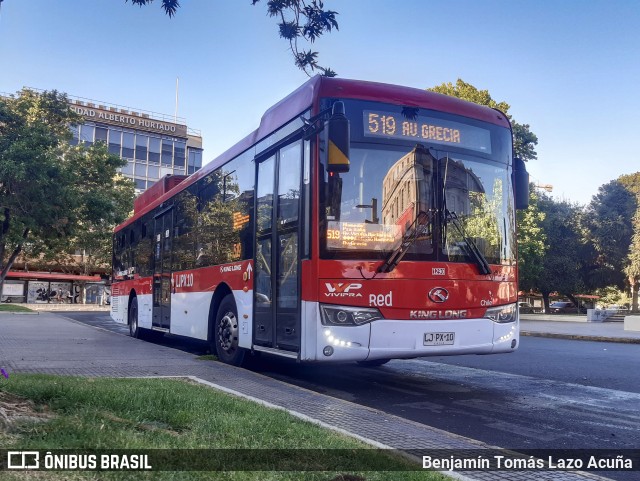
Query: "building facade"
68 95 203 193
2 91 204 304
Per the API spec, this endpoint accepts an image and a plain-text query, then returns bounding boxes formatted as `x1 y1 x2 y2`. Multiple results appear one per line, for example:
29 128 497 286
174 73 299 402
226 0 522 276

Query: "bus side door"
152 208 173 330
254 141 302 352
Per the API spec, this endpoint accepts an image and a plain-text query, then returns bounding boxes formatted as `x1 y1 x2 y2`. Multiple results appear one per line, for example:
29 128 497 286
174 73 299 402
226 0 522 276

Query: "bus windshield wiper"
377 211 431 274
444 210 492 275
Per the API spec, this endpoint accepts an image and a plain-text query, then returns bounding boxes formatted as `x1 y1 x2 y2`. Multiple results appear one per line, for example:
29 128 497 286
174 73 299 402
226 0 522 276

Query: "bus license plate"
424 332 455 346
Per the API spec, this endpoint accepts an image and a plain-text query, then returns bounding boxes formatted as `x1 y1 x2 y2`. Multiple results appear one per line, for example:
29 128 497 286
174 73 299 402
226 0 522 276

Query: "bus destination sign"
327 221 399 251
363 110 492 153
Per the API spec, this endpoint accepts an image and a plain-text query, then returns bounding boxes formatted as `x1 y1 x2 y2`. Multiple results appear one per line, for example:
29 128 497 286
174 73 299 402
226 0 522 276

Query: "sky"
1 0 638 205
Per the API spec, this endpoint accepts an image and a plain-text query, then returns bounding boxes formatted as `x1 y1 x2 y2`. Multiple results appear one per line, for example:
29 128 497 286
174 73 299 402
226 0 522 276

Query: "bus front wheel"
214 296 245 367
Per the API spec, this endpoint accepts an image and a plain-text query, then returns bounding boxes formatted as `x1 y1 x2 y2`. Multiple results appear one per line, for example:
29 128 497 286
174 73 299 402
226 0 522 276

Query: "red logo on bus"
324 283 363 298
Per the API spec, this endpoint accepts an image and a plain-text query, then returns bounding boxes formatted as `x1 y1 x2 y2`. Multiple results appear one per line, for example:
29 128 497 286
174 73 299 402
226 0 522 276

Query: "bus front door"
152 209 172 330
254 142 302 352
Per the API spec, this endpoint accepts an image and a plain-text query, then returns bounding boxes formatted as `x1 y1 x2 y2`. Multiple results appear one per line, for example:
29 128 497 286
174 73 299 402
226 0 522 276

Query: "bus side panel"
137 293 153 329
300 300 319 361
167 287 254 346
110 289 128 325
233 288 253 350
171 291 213 340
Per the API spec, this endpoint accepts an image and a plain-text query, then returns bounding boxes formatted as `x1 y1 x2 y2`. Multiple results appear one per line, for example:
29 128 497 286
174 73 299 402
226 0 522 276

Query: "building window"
95 127 108 144
161 140 173 166
147 164 159 180
134 162 147 177
80 124 94 144
122 132 135 159
149 137 161 164
109 129 122 155
135 134 148 161
135 179 146 190
174 141 186 167
121 162 134 176
187 148 203 175
70 125 79 146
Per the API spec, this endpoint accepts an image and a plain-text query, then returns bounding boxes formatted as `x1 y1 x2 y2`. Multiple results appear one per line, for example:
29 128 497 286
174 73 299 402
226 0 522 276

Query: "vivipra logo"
324 283 363 298
428 287 449 303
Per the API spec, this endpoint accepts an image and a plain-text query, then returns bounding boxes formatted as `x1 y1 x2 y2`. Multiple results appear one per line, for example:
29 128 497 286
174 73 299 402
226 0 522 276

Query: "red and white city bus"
111 77 529 367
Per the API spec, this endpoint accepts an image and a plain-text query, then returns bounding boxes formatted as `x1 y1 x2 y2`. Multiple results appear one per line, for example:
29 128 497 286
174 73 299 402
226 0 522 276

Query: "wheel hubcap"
130 308 137 333
218 311 238 353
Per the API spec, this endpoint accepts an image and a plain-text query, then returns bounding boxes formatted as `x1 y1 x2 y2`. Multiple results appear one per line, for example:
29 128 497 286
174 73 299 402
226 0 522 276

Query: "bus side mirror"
513 157 529 210
325 101 350 173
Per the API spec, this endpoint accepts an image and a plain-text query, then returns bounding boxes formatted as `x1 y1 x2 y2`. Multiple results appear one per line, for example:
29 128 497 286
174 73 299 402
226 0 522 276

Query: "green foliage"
428 79 538 161
535 193 587 307
257 0 339 77
128 0 339 77
516 186 547 292
2 375 443 480
127 0 179 17
0 89 134 281
593 286 630 308
624 207 640 311
582 179 636 289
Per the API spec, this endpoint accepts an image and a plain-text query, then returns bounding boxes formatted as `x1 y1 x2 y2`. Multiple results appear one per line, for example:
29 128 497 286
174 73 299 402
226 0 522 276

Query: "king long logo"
428 287 449 303
324 283 363 298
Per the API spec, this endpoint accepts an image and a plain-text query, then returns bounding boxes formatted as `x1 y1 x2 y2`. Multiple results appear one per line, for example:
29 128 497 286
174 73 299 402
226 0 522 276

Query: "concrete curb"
521 330 640 344
0 310 39 315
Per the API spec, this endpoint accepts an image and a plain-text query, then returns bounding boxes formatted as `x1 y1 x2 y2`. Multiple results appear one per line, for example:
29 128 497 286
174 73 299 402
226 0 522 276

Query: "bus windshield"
320 103 516 266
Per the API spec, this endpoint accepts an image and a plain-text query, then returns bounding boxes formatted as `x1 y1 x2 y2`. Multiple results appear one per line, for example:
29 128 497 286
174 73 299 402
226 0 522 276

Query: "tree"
516 185 547 292
624 209 640 312
582 179 636 290
127 0 339 77
427 79 544 296
0 89 135 289
535 194 586 311
428 79 538 162
619 172 640 311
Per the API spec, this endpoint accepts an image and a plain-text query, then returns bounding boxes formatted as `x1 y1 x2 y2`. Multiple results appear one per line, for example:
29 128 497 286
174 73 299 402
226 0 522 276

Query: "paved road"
59 310 640 481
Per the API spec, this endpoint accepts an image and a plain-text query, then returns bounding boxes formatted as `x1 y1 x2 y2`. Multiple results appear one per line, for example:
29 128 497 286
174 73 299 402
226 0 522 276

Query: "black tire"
129 297 142 338
356 359 390 367
214 295 245 366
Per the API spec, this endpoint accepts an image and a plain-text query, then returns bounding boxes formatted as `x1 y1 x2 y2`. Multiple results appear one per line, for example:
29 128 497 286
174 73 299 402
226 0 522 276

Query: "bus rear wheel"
214 296 245 367
356 359 390 367
129 297 142 338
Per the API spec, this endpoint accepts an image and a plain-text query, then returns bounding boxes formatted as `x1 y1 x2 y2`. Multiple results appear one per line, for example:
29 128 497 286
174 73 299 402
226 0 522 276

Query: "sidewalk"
9 303 109 312
520 314 640 344
0 311 617 481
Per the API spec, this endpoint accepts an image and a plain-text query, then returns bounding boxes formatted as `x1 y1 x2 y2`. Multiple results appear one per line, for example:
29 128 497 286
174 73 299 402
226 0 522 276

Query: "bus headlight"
320 304 383 326
485 303 517 323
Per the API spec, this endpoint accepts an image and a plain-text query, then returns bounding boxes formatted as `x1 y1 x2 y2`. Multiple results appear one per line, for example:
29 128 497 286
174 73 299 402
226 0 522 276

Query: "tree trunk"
542 292 551 313
631 278 639 313
0 228 30 290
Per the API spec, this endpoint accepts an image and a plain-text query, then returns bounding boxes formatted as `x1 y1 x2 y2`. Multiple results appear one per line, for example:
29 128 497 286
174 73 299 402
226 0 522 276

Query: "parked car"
518 301 535 314
549 301 579 314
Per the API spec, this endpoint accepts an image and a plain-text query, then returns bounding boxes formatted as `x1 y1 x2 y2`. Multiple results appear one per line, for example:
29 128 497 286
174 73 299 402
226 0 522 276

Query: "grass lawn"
1 375 450 481
0 304 34 313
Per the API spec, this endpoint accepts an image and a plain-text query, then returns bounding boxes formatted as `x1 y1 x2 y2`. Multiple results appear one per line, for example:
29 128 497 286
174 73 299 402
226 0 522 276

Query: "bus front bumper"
313 317 519 362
